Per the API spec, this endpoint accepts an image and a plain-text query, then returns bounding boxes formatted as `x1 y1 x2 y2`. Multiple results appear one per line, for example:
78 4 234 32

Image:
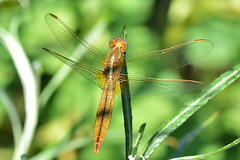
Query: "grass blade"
172 112 219 158
0 28 38 160
140 63 240 159
0 87 22 149
170 138 240 160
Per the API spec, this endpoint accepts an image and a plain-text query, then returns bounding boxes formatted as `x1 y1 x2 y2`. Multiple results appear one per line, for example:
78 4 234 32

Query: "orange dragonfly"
42 13 214 154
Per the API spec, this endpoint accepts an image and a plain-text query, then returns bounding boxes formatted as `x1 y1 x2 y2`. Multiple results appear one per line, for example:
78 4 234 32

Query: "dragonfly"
42 13 214 154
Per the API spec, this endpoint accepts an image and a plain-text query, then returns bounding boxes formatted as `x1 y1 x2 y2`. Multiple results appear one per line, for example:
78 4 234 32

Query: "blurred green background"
0 0 240 160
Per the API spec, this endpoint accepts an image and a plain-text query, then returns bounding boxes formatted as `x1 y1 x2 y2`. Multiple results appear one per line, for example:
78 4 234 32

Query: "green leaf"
170 138 240 160
172 112 219 158
130 123 146 159
121 24 127 39
140 63 240 159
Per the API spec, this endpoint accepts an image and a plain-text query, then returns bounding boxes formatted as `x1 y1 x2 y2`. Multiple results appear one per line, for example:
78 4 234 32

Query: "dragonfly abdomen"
94 78 116 154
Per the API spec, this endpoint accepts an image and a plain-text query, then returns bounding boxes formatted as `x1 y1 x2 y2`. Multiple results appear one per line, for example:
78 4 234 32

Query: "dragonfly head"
109 36 128 52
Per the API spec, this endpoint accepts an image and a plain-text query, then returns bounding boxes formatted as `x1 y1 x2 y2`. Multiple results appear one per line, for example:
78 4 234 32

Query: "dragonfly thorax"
103 43 124 77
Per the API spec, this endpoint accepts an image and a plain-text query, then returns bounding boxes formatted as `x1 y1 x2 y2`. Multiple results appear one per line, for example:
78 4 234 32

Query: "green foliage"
0 0 240 160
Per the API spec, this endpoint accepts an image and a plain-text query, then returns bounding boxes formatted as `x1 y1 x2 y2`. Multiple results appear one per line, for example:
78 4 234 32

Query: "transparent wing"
119 39 213 96
126 39 214 77
45 13 105 69
119 74 208 96
42 48 104 89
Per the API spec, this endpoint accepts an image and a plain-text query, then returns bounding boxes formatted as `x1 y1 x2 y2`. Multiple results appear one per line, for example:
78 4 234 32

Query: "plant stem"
120 25 133 159
0 28 38 160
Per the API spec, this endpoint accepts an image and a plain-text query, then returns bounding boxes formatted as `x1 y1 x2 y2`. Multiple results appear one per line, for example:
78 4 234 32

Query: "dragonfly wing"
126 39 214 77
45 13 105 69
43 48 104 89
120 74 208 96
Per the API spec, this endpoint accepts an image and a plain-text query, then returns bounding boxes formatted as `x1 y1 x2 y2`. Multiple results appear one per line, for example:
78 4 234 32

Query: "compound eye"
108 36 128 52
